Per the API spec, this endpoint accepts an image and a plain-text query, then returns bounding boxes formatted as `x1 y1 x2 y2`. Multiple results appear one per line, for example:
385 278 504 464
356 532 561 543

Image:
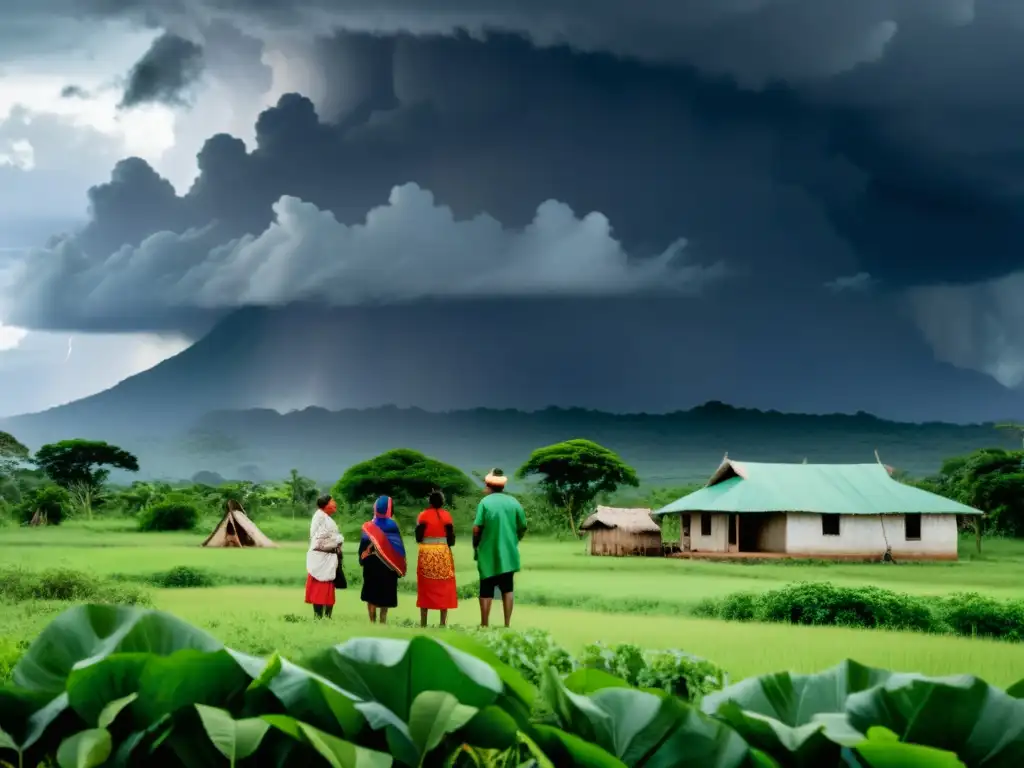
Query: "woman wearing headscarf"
359 495 407 624
306 493 343 619
415 490 457 627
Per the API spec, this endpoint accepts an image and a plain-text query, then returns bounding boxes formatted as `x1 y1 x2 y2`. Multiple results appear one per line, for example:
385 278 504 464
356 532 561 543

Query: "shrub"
0 566 150 606
0 604 1010 768
938 592 1024 642
16 485 70 526
473 628 575 686
578 641 726 701
138 498 200 531
754 582 936 632
150 566 216 589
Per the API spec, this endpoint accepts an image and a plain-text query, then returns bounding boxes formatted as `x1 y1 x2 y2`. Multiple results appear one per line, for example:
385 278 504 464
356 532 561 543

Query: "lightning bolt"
64 336 73 362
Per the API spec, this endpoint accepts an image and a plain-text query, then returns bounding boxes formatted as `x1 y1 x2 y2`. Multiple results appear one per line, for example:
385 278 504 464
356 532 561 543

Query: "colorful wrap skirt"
416 537 458 610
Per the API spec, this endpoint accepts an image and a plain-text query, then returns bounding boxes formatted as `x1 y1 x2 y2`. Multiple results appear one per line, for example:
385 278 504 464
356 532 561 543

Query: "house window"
700 513 712 536
905 514 922 541
821 514 840 536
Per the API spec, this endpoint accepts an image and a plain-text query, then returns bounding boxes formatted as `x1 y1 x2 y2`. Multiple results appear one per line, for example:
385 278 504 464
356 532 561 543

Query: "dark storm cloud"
118 32 205 109
4 2 1024 388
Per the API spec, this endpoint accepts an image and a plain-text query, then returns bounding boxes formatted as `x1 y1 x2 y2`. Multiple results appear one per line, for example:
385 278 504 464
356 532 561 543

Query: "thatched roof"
580 506 661 534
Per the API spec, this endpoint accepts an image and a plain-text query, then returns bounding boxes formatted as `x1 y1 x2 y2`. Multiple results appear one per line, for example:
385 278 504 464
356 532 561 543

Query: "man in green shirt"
473 468 528 627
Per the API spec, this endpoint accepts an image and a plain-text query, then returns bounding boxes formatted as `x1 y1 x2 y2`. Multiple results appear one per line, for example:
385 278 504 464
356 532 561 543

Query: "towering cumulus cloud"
4 183 719 331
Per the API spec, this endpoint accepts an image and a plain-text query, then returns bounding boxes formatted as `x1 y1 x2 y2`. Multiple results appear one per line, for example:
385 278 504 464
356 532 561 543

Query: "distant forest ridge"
197 400 1017 428
178 401 1022 487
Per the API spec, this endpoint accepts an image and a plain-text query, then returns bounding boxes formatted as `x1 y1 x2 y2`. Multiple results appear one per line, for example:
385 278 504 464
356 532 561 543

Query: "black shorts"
479 571 514 598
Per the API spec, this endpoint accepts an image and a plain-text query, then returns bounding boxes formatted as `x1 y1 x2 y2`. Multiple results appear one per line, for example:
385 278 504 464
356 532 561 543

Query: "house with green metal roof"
652 458 981 561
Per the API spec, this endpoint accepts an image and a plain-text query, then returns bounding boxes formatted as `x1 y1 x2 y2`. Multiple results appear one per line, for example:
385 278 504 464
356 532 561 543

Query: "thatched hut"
580 506 662 556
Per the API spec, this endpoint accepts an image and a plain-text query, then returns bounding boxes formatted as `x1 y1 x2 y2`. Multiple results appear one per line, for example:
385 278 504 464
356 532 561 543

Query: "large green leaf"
407 691 478 762
854 727 967 767
561 669 632 695
701 660 893 765
65 654 149 727
845 675 1024 767
1006 679 1024 700
244 651 407 753
13 605 222 695
195 704 270 765
135 650 255 726
305 637 506 717
433 633 537 711
303 636 519 759
530 724 625 768
702 660 893 724
542 669 751 767
264 714 393 767
56 728 112 768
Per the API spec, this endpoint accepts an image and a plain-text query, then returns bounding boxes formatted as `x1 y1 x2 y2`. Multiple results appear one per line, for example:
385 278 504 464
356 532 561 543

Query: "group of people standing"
304 468 528 627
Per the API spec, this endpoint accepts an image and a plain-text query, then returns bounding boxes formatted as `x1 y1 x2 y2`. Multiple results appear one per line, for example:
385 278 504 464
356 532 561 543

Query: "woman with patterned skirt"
415 491 457 627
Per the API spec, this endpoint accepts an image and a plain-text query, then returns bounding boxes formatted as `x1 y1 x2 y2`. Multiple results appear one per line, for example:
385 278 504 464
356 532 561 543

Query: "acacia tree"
332 449 473 505
0 431 30 480
516 438 639 537
34 439 140 495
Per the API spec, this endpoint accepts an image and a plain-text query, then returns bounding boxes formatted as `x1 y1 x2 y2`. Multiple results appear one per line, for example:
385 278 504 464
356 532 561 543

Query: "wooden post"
975 516 983 554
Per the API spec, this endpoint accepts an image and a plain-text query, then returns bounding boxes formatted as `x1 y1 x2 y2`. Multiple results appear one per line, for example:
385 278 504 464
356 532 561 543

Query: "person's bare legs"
439 609 448 627
379 608 389 625
501 592 514 628
479 597 493 627
367 604 377 623
420 608 429 628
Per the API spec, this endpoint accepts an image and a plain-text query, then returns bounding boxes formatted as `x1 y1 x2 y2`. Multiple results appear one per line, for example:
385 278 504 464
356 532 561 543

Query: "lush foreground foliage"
2 605 1023 767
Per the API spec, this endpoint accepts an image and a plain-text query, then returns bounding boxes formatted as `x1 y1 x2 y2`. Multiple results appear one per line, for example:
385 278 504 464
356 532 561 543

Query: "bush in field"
138 497 200 532
938 592 1024 641
754 582 936 631
15 485 70 526
150 565 216 589
0 604 1017 768
693 581 1024 642
0 566 149 606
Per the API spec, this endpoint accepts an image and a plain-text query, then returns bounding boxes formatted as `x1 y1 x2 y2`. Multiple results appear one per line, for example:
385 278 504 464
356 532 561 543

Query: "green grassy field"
3 519 1024 685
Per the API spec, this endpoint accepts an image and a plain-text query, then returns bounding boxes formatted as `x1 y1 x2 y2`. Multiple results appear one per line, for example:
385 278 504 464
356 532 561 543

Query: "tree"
927 448 1024 537
0 431 30 480
34 439 139 494
332 449 474 506
285 469 319 517
517 439 639 537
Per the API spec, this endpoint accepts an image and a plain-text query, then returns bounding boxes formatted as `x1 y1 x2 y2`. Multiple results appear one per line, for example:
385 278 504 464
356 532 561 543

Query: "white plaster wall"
785 513 959 557
690 512 730 552
754 513 787 552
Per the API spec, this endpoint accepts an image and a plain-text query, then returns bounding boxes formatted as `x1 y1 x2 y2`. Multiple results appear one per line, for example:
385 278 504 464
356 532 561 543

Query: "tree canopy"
332 449 474 506
0 431 30 479
34 439 140 492
918 447 1024 536
516 438 639 536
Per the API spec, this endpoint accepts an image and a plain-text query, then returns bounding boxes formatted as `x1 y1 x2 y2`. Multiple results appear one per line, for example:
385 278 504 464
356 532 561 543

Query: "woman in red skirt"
415 490 458 626
306 494 343 619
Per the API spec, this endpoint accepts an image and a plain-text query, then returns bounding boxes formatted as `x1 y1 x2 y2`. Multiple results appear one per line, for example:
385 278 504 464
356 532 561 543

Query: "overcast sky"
1 0 1024 419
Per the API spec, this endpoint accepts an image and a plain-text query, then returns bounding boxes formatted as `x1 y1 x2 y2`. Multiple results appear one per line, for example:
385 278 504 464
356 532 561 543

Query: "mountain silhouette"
1 300 1021 483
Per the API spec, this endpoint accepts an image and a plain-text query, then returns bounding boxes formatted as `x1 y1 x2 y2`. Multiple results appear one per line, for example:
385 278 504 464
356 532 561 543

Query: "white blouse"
306 509 344 582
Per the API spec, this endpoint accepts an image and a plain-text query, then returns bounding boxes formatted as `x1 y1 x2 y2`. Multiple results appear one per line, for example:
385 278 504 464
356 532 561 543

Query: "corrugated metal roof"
580 506 661 533
652 460 982 516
